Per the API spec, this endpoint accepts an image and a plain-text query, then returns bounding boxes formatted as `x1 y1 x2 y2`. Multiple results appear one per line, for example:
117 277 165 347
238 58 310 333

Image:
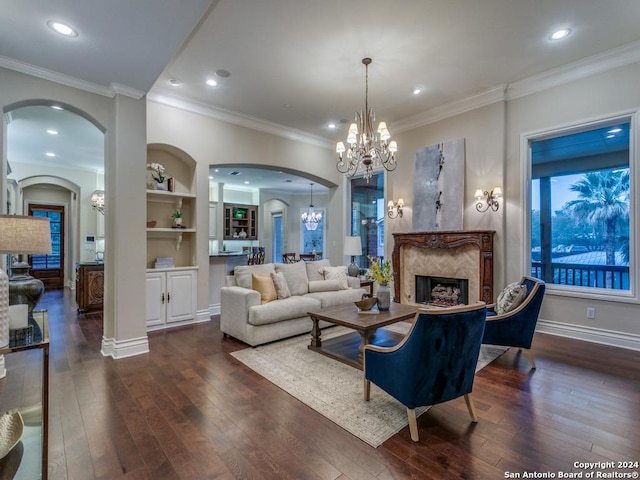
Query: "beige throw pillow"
274 261 309 296
270 271 291 299
495 282 527 315
252 274 277 304
320 266 349 290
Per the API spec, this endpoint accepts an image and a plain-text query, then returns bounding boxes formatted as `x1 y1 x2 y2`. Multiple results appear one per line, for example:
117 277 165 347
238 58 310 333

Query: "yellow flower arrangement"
366 255 393 285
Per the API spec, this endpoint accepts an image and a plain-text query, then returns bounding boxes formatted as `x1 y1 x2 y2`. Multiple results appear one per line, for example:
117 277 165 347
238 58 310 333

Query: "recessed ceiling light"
214 169 219 173
47 20 78 37
412 86 424 95
328 123 337 129
549 28 571 41
45 152 56 157
209 175 213 179
46 129 59 135
168 78 182 87
244 181 250 185
206 78 218 87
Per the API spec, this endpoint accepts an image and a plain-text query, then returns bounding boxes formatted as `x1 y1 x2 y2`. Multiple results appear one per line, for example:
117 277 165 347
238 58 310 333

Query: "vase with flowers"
147 162 167 190
366 255 393 311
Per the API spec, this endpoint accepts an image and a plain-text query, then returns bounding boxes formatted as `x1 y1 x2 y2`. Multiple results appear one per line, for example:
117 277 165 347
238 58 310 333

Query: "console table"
76 262 104 311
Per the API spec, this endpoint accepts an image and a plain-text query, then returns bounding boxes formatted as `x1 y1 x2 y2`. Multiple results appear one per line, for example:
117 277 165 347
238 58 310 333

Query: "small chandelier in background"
91 190 105 215
336 58 398 182
301 183 322 231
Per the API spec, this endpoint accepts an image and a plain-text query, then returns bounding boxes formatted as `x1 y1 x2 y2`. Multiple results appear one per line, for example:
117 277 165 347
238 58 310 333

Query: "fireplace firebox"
416 275 469 307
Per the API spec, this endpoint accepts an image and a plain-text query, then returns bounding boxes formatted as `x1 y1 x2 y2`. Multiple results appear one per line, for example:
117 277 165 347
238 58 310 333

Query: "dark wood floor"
2 289 639 479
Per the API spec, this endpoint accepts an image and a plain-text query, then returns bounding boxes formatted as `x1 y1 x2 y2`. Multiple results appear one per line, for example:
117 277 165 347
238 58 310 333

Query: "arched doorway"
5 102 105 298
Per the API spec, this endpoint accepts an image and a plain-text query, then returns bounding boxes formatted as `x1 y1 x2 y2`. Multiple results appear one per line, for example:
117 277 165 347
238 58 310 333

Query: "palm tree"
565 169 629 287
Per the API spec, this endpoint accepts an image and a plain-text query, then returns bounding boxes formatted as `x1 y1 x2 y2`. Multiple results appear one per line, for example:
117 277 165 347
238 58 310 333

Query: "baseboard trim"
537 319 640 351
196 309 211 323
101 335 150 359
209 303 220 317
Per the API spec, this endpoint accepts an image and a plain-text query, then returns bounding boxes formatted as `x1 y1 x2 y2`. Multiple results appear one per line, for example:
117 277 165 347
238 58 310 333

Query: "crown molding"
110 83 145 100
507 40 640 100
393 85 507 133
0 55 144 100
147 90 334 150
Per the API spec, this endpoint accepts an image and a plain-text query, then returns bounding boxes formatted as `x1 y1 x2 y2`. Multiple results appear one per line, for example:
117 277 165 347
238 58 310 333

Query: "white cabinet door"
166 270 197 323
145 272 166 328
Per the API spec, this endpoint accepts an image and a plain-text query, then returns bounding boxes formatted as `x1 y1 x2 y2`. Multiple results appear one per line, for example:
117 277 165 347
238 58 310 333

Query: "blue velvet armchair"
483 276 545 369
363 303 487 442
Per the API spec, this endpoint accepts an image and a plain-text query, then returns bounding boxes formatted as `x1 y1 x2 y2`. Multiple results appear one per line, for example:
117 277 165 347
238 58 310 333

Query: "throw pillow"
252 274 277 304
305 259 331 282
495 282 528 315
234 264 276 289
274 261 309 296
270 271 291 300
320 266 349 290
308 279 341 293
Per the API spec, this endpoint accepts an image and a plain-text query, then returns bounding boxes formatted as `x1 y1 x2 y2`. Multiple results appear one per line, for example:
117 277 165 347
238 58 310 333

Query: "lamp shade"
343 236 362 256
0 215 52 254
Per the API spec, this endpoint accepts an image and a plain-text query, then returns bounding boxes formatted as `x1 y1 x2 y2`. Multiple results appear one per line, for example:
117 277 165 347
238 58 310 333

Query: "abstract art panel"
412 138 465 231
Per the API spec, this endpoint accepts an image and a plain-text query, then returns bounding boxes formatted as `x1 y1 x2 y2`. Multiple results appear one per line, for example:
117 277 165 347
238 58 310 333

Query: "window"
272 212 283 262
529 119 631 292
350 172 385 271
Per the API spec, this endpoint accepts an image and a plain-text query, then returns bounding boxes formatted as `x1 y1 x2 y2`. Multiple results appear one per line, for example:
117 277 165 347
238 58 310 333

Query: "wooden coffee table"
307 302 419 370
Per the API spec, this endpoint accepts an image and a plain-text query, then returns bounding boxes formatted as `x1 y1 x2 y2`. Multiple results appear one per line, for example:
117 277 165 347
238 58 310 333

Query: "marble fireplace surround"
391 231 495 305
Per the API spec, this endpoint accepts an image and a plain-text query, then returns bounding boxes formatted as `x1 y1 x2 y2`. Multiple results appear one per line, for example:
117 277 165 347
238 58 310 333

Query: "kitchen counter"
209 251 246 258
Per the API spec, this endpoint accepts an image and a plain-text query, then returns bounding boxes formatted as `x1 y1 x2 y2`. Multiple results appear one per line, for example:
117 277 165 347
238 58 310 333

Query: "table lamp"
344 236 362 277
0 215 52 346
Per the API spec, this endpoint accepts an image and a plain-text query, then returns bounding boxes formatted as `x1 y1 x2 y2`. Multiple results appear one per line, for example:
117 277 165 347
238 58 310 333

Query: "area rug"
231 323 507 447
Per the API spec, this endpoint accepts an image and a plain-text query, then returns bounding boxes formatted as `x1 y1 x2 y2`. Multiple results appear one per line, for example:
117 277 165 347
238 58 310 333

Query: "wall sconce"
474 187 502 212
91 190 105 215
387 198 404 219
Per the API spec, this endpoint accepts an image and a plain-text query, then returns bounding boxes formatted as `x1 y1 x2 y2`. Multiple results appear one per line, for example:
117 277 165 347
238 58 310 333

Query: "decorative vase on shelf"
156 181 168 191
238 229 247 238
377 283 391 311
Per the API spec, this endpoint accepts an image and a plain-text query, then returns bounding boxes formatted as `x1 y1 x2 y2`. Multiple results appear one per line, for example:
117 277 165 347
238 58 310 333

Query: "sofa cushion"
304 288 366 309
308 279 341 293
234 263 276 289
270 271 291 299
320 266 349 290
275 261 309 296
248 295 321 326
305 259 331 282
496 282 527 315
252 274 277 304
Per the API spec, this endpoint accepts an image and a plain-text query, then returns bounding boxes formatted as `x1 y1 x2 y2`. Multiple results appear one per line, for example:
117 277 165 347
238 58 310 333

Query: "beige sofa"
221 259 366 346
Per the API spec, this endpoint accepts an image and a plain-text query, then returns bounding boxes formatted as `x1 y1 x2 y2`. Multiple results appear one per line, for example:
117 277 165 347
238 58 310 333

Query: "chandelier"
301 183 322 231
336 58 398 182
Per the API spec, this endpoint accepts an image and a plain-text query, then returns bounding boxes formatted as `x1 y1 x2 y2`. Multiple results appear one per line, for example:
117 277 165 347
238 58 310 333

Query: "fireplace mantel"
391 230 495 304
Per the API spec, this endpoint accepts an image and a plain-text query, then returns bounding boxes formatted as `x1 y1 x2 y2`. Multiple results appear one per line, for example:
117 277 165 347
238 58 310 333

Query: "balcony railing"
531 261 629 290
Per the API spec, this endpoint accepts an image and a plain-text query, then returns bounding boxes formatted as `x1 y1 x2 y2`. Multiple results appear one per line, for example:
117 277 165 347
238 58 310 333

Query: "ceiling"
3 0 640 192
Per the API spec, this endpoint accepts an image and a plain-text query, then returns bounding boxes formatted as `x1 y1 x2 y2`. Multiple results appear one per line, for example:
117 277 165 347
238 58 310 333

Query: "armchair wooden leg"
523 348 537 369
364 379 371 401
407 408 419 442
464 393 478 422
